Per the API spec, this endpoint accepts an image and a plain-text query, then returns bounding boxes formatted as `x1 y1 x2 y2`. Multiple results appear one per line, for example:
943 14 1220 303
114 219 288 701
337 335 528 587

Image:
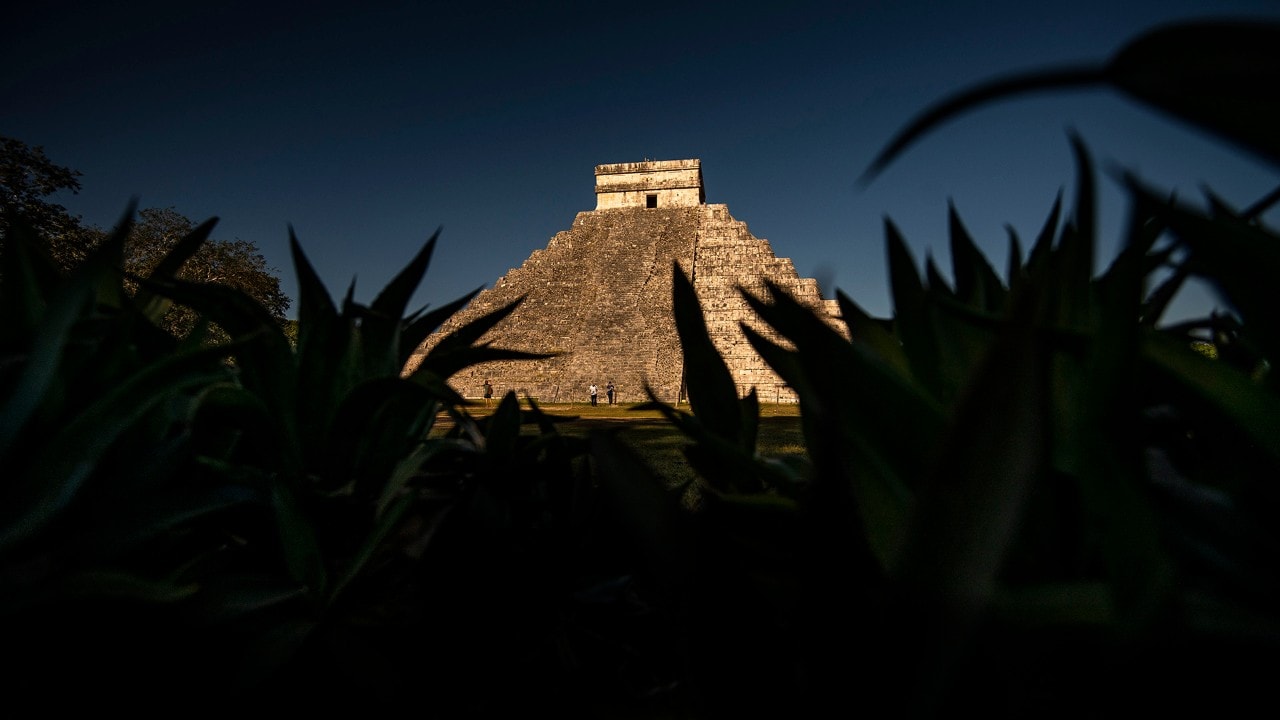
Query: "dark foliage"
2 19 1277 719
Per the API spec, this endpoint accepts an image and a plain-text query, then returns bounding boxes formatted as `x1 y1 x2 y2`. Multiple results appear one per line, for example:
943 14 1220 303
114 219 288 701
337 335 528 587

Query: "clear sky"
5 1 1279 322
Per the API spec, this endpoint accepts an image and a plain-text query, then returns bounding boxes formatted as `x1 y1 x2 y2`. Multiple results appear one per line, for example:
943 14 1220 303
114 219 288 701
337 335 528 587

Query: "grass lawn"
450 400 807 488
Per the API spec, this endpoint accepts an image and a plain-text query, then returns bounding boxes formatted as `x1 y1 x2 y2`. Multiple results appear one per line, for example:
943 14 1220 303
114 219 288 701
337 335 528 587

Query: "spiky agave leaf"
860 21 1280 185
360 229 439 377
670 261 750 450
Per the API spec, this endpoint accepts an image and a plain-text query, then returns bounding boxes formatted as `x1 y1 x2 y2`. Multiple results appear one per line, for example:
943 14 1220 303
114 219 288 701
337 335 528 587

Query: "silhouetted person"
606 381 615 404
483 379 493 406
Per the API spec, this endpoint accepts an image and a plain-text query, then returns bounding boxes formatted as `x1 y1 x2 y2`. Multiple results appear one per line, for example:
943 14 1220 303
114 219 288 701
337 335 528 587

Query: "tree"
2 136 289 339
0 135 87 264
104 207 291 339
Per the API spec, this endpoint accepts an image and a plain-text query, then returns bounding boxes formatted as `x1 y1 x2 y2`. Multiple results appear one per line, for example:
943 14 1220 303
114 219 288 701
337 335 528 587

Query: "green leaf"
1049 134 1097 327
140 275 301 463
375 439 445 519
1143 331 1280 466
1005 224 1023 285
1021 193 1063 292
741 293 930 547
290 226 338 324
414 295 552 381
135 216 217 323
0 258 94 459
361 229 440 376
85 485 259 558
993 582 1117 627
0 343 232 550
1105 22 1280 170
289 230 361 459
948 202 1006 313
1081 229 1175 623
886 220 945 401
636 386 770 495
327 492 414 607
890 291 1052 627
271 481 328 596
0 215 63 340
400 286 483 366
859 22 1280 185
858 66 1105 185
924 255 953 298
591 430 696 596
1136 177 1280 365
411 344 553 387
835 290 910 380
61 570 199 603
671 261 744 447
370 229 438 328
402 365 469 405
191 575 306 622
79 203 135 309
321 377 437 498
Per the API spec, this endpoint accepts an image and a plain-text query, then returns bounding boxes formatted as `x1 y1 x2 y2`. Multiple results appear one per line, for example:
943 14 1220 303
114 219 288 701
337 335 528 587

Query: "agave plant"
1 205 263 698
0 205 594 704
600 20 1280 716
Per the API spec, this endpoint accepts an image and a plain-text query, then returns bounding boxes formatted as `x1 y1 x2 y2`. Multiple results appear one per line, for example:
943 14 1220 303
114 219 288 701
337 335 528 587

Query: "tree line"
0 135 289 339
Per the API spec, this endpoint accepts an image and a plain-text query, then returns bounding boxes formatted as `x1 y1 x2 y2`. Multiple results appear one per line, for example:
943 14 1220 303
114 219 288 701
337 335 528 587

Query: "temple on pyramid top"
594 159 705 210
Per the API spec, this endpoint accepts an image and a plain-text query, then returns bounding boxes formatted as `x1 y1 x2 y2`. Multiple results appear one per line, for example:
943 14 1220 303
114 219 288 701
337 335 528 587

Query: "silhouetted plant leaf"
890 288 1052 697
271 481 327 597
0 257 94 458
328 492 414 607
61 570 200 603
1050 134 1097 328
924 255 953 298
860 22 1280 184
1081 236 1175 624
400 286 483 366
740 283 937 567
412 344 553 386
0 342 232 550
1105 21 1280 169
138 275 301 468
671 261 744 447
948 203 1005 313
323 377 437 497
1136 178 1280 366
0 205 140 459
361 229 439 376
886 220 945 400
83 484 259 558
836 290 910 379
0 214 65 339
1143 331 1280 465
415 295 553 383
1005 225 1023 285
591 430 695 600
483 390 524 462
135 216 218 324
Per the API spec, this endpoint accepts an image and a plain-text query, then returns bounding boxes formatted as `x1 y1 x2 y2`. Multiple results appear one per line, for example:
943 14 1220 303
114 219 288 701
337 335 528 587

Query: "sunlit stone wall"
405 160 842 404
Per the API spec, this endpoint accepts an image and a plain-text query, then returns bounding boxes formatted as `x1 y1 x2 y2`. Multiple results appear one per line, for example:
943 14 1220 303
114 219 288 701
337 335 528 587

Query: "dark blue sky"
5 1 1279 321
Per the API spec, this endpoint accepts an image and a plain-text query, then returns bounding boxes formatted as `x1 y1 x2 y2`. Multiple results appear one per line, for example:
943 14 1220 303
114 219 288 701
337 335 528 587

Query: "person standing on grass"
589 383 598 406
483 379 493 406
606 381 615 405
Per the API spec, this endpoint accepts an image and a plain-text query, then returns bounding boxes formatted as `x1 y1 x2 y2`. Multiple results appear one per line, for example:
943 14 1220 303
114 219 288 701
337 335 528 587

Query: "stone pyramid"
404 159 841 404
